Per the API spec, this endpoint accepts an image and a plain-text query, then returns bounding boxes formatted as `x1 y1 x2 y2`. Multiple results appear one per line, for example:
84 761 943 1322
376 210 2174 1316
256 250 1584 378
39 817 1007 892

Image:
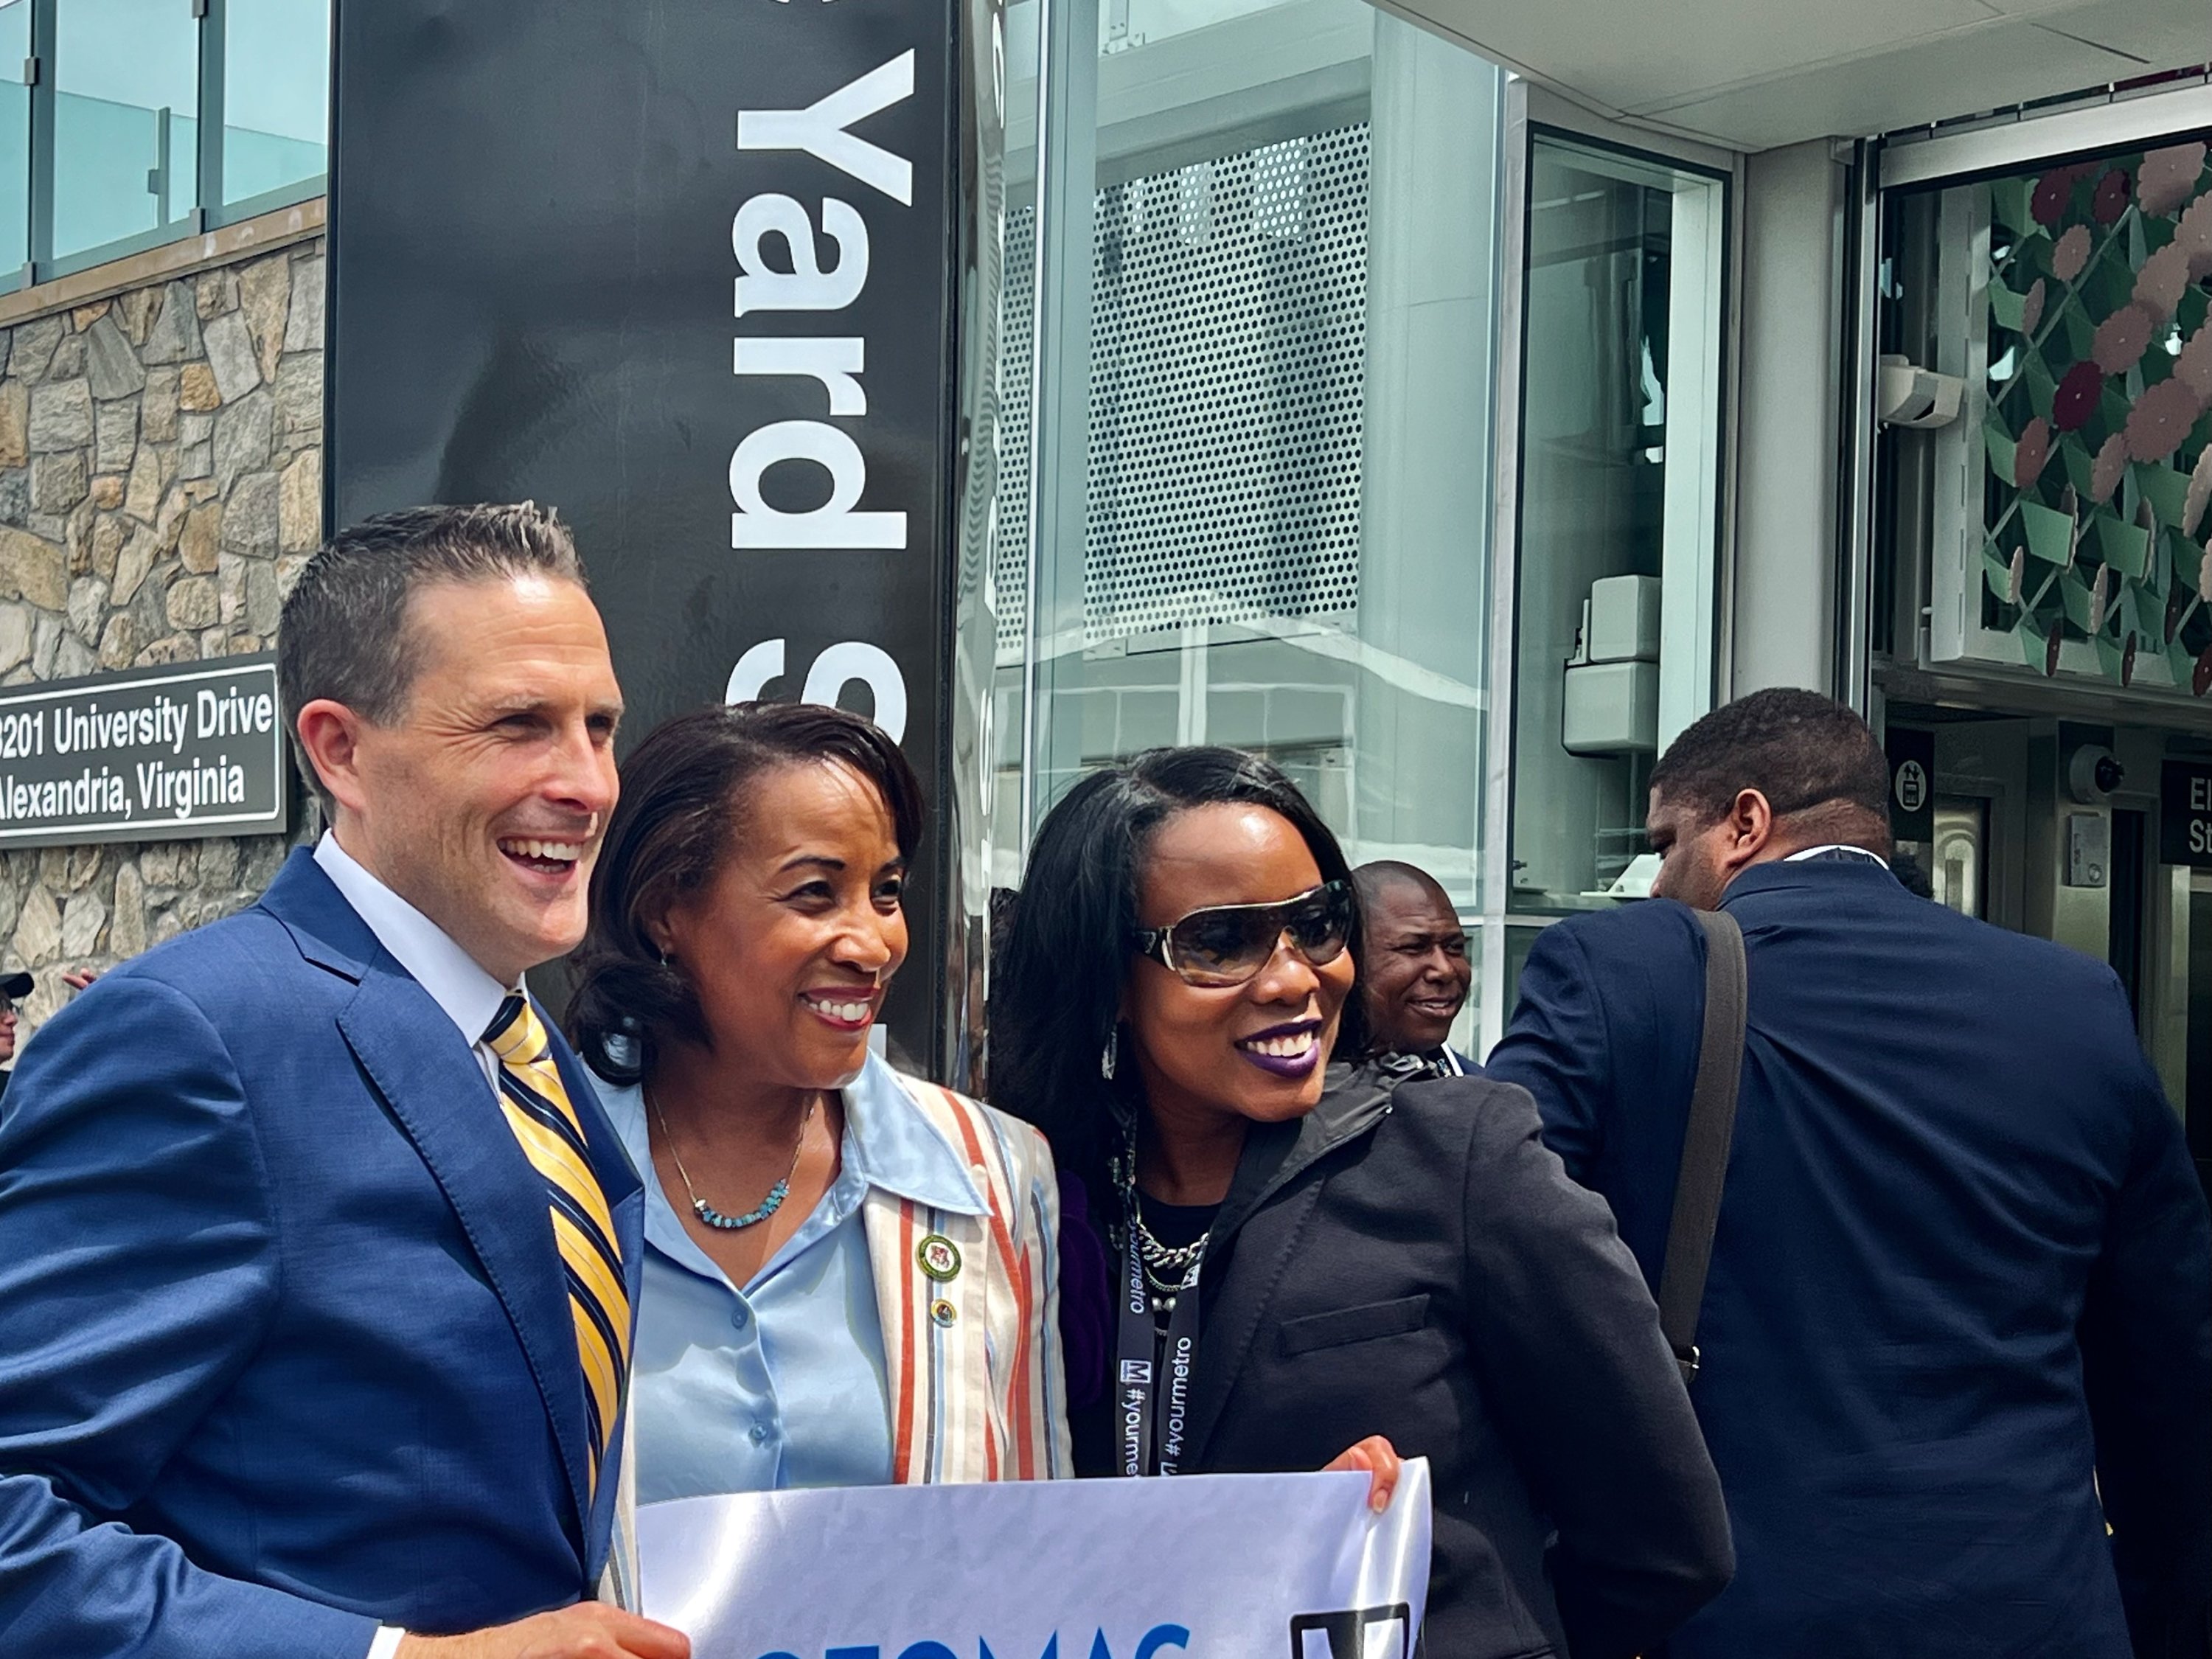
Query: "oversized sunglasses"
1132 879 1356 988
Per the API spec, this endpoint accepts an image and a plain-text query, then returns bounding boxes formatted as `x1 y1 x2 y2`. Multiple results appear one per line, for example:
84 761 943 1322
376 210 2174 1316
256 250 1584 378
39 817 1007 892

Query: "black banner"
327 0 960 1067
0 657 285 848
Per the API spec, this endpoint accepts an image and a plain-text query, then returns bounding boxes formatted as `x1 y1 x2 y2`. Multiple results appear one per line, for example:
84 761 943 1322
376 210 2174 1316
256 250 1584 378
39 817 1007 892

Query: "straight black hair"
988 745 1366 1197
563 700 925 1085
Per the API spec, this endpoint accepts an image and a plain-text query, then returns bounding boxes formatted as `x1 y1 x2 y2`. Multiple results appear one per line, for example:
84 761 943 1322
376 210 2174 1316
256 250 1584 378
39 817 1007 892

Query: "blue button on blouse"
594 1054 987 1501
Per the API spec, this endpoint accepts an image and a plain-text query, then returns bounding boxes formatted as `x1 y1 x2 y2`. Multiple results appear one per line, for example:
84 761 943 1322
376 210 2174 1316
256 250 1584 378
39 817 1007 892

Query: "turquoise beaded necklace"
650 1086 818 1231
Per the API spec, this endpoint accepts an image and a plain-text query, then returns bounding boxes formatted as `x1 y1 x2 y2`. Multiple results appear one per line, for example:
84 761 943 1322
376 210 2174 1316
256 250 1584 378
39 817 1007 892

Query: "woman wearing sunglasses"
992 747 1731 1659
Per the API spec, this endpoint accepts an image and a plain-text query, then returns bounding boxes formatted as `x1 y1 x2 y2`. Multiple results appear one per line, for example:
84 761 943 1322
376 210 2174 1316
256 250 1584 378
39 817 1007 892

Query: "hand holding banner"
639 1459 1433 1659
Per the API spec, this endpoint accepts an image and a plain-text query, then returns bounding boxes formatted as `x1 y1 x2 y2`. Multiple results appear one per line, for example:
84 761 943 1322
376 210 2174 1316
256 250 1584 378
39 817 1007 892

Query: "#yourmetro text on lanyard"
1115 1227 1203 1478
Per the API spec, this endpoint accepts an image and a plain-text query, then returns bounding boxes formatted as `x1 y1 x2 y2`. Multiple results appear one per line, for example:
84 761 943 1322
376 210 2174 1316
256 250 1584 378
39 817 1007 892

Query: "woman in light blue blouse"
564 703 1068 1496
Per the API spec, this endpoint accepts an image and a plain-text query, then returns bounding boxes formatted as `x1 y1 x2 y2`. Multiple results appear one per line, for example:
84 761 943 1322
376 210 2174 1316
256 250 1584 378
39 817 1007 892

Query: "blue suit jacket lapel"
260 850 602 1557
337 961 598 1550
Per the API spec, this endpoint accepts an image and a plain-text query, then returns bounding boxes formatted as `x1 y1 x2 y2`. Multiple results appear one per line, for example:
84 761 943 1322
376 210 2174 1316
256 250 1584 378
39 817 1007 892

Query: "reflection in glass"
0 1 27 277
1509 136 1725 913
54 0 200 261
223 0 328 205
994 0 1505 922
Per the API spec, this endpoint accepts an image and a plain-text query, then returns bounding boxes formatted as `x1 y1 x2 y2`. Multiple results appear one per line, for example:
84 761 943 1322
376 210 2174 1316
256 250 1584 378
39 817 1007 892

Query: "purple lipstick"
1235 1018 1324 1079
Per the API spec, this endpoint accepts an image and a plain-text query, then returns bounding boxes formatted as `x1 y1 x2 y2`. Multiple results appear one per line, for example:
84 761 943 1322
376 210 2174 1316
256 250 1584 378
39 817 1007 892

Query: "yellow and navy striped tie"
484 994 630 1497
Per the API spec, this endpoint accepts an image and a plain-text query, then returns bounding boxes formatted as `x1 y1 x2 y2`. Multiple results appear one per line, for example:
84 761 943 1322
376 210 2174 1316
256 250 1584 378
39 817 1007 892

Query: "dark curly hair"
563 700 923 1085
1649 687 1892 845
987 746 1366 1197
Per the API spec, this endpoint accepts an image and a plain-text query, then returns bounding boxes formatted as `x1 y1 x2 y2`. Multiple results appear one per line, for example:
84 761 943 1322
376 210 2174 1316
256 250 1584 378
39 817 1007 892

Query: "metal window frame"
1478 81 1743 1052
1879 79 2212 193
1835 137 1879 714
12 0 325 297
1856 77 2212 717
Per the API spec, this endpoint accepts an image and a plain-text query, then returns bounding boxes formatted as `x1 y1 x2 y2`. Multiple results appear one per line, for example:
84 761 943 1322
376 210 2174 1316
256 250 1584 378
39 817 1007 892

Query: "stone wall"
0 237 324 1036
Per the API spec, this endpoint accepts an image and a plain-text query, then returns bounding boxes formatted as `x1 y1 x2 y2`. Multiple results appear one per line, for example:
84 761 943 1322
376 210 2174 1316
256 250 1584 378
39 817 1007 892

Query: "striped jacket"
863 1071 1072 1484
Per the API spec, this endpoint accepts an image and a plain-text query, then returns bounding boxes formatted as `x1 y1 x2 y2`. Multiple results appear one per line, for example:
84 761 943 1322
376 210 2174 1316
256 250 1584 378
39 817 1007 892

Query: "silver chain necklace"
649 1085 818 1231
1112 1119 1209 1310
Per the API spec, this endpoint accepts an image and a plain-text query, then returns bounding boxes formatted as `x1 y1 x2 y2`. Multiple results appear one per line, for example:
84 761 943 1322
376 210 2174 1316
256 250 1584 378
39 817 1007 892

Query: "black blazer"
1068 1064 1733 1659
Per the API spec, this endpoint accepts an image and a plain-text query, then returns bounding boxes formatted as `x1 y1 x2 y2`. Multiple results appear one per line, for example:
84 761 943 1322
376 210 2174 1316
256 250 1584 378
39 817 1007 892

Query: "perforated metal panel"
992 208 1037 656
991 122 1371 653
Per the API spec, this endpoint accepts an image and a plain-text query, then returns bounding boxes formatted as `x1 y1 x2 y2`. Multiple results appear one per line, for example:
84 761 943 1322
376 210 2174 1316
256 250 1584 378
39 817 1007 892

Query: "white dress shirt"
1783 842 1891 869
314 833 515 1091
313 833 518 1659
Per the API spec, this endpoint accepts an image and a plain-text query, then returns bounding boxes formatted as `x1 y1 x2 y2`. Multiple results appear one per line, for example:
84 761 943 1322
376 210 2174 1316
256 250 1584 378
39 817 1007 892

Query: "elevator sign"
2159 761 2212 868
1886 728 1935 844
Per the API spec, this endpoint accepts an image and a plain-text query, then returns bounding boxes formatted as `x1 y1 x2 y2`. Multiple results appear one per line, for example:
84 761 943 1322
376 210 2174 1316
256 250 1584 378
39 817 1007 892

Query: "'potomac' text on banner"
640 1461 1433 1659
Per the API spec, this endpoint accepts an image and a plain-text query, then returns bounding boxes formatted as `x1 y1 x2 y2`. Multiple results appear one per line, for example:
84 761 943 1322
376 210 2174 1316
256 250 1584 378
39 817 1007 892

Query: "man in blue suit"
0 505 689 1658
1487 689 2212 1659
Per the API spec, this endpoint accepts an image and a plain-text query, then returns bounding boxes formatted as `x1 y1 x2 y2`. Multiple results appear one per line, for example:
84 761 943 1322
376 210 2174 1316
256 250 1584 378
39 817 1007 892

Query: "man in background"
1352 860 1472 1076
0 504 685 1659
0 968 97 1107
0 970 29 1105
1486 688 2211 1659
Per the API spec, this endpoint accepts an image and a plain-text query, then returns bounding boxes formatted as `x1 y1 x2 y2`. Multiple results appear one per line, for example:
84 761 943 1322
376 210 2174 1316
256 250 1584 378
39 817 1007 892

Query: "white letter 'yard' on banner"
731 197 868 316
734 337 866 416
730 420 907 550
737 52 917 204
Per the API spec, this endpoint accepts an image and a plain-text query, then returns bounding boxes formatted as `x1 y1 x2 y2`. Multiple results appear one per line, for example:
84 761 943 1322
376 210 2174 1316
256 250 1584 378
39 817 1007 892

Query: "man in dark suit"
0 506 687 1658
1486 688 2212 1659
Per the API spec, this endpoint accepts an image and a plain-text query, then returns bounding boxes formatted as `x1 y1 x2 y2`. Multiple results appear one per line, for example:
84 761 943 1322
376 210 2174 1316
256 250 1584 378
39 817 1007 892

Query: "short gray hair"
277 502 589 810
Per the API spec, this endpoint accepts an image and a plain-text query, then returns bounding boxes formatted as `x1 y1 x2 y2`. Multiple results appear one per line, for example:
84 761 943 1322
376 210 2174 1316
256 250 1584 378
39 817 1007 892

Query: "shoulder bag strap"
1656 906 1747 1386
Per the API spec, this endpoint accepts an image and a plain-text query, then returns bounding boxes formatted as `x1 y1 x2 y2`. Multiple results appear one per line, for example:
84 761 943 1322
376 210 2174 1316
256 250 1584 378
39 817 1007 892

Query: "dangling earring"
1100 1024 1119 1081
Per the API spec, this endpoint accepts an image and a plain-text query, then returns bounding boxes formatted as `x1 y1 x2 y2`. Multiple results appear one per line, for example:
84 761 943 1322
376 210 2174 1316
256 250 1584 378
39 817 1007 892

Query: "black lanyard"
1113 1225 1203 1477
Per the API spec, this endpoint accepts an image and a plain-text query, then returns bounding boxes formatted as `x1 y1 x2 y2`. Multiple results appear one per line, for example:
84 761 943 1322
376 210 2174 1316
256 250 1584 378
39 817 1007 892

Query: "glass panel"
53 0 201 262
1507 134 1725 914
0 1 28 276
995 0 1506 923
223 0 328 205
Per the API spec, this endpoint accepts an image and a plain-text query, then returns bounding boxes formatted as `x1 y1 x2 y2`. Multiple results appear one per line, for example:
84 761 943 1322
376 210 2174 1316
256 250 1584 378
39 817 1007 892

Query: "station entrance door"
1885 706 2212 1190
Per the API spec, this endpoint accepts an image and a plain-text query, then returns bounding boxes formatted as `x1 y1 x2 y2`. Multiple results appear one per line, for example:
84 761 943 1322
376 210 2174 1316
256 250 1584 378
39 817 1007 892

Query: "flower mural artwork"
2180 322 2212 403
2127 378 2199 463
2187 445 2212 538
2053 360 2103 430
2094 168 2132 226
2053 224 2093 283
1980 136 2212 692
2135 242 2191 323
2180 194 2212 279
2090 432 2130 503
2093 305 2154 373
2140 143 2208 218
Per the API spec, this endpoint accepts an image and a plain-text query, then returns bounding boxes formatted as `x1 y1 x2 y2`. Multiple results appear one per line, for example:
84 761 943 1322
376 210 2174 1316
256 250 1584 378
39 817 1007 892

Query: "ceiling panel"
2023 0 2212 66
1639 21 2146 149
1380 0 2211 150
1397 0 2004 114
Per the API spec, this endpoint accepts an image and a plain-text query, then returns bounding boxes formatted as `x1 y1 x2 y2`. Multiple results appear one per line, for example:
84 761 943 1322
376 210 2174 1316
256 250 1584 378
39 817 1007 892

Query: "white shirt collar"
313 832 515 1050
1783 842 1891 869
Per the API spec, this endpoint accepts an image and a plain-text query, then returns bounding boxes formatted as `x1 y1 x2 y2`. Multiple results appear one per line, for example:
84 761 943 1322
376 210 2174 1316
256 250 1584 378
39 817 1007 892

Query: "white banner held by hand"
639 1458 1433 1659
